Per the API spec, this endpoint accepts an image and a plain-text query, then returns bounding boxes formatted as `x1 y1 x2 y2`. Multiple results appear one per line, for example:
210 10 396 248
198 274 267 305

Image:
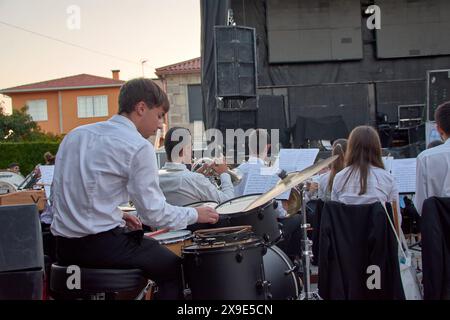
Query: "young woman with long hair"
331 126 399 214
318 139 348 201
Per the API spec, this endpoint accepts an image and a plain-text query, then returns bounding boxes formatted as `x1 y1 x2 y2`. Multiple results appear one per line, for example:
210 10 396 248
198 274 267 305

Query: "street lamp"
141 59 148 77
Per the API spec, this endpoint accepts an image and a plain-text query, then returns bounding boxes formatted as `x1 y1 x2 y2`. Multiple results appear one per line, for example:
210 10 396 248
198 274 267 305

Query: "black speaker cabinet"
427 69 450 121
0 204 44 299
214 25 257 98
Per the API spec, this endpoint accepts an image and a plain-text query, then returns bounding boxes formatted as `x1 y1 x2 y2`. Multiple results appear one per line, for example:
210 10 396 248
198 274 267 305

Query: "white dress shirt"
235 156 287 218
414 138 450 215
318 172 331 201
332 165 400 221
158 162 235 206
51 115 197 238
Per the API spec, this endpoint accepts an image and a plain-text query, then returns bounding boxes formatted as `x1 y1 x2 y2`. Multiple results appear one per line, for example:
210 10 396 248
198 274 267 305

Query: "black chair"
318 201 404 300
421 196 450 300
50 264 154 300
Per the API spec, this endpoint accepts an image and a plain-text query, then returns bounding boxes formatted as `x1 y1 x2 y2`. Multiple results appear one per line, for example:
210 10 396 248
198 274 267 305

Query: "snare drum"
150 230 192 257
215 194 281 244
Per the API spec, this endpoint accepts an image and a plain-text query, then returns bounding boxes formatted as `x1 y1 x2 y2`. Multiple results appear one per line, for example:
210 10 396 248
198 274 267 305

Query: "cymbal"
243 155 339 212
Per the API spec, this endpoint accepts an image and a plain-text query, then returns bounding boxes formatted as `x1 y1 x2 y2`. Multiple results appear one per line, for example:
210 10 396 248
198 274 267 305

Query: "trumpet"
191 157 242 186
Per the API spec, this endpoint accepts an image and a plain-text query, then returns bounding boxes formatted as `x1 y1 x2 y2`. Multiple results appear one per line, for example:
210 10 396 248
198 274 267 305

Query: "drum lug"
256 280 271 297
284 264 299 275
263 234 270 243
257 211 264 220
183 288 192 300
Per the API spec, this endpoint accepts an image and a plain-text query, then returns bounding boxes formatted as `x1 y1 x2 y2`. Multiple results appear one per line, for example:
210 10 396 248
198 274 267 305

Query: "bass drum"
264 245 301 300
182 227 268 300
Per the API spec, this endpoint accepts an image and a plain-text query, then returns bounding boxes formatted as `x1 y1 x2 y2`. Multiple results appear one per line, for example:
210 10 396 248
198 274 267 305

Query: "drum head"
152 230 192 244
0 171 25 189
216 194 265 214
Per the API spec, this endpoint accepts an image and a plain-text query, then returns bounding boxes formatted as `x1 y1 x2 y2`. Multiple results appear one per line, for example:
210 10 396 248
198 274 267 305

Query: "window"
188 84 202 122
77 95 108 118
26 99 48 121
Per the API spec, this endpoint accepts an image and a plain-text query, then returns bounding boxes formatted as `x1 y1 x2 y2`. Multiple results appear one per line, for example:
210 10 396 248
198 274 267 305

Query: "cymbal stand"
299 183 321 300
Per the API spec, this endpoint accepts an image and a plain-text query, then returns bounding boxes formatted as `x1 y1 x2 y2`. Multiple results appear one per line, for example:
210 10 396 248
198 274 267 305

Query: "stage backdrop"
201 0 450 132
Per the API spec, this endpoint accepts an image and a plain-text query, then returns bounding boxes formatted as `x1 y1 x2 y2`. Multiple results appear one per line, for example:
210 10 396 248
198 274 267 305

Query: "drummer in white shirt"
158 127 235 206
51 78 219 300
415 101 450 215
332 126 401 222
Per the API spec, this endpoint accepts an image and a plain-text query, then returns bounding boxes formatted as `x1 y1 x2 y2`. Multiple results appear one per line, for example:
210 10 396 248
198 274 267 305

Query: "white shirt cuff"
187 207 198 225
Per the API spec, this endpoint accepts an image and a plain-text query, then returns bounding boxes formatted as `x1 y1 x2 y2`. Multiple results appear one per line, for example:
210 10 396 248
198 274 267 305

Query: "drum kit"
148 155 338 300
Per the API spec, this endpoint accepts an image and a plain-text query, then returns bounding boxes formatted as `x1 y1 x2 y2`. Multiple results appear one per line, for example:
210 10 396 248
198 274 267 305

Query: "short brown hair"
118 78 169 114
435 101 450 135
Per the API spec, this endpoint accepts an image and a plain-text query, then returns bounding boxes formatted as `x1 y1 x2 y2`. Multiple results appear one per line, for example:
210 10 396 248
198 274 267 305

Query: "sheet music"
243 172 291 200
278 149 320 173
39 165 54 185
391 158 417 194
44 185 52 201
382 156 394 174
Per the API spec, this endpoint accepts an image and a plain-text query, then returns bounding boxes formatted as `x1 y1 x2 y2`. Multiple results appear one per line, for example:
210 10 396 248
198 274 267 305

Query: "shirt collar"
109 115 138 131
445 138 450 146
162 162 189 171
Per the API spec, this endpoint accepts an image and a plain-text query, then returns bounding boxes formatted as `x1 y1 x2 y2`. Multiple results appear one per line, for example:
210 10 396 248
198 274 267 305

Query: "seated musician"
50 78 219 300
158 127 235 206
415 101 450 215
331 126 401 222
235 129 302 259
317 139 347 201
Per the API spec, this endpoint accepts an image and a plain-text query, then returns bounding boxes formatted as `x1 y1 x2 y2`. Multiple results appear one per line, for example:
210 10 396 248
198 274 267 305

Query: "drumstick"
145 228 169 238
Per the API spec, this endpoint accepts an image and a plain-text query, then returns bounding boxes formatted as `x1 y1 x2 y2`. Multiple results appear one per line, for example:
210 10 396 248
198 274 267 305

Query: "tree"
0 106 62 142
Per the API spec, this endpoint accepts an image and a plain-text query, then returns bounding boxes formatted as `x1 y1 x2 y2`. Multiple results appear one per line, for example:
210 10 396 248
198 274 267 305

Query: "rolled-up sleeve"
127 144 197 230
414 156 427 216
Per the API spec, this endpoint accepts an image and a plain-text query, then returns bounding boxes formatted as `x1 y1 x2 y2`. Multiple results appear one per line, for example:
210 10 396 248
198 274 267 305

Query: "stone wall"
164 73 201 133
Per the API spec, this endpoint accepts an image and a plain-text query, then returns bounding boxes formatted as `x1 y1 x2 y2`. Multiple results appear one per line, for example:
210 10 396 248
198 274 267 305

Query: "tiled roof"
155 57 201 76
0 74 125 94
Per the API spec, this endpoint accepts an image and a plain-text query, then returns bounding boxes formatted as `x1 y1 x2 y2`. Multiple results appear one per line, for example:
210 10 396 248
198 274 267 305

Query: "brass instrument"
285 187 302 217
191 157 242 186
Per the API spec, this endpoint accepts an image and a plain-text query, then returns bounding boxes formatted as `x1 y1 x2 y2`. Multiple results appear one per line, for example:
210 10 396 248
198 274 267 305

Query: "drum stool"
50 264 154 300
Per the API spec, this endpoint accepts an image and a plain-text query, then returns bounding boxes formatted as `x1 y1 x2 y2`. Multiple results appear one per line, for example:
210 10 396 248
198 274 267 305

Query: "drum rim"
215 194 273 214
182 238 263 254
152 230 192 243
184 200 219 208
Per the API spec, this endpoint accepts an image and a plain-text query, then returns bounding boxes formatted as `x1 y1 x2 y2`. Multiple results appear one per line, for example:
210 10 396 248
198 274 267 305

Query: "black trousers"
55 227 182 300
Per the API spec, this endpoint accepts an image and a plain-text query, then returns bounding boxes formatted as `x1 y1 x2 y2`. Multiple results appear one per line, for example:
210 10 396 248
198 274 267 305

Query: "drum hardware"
300 183 321 300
